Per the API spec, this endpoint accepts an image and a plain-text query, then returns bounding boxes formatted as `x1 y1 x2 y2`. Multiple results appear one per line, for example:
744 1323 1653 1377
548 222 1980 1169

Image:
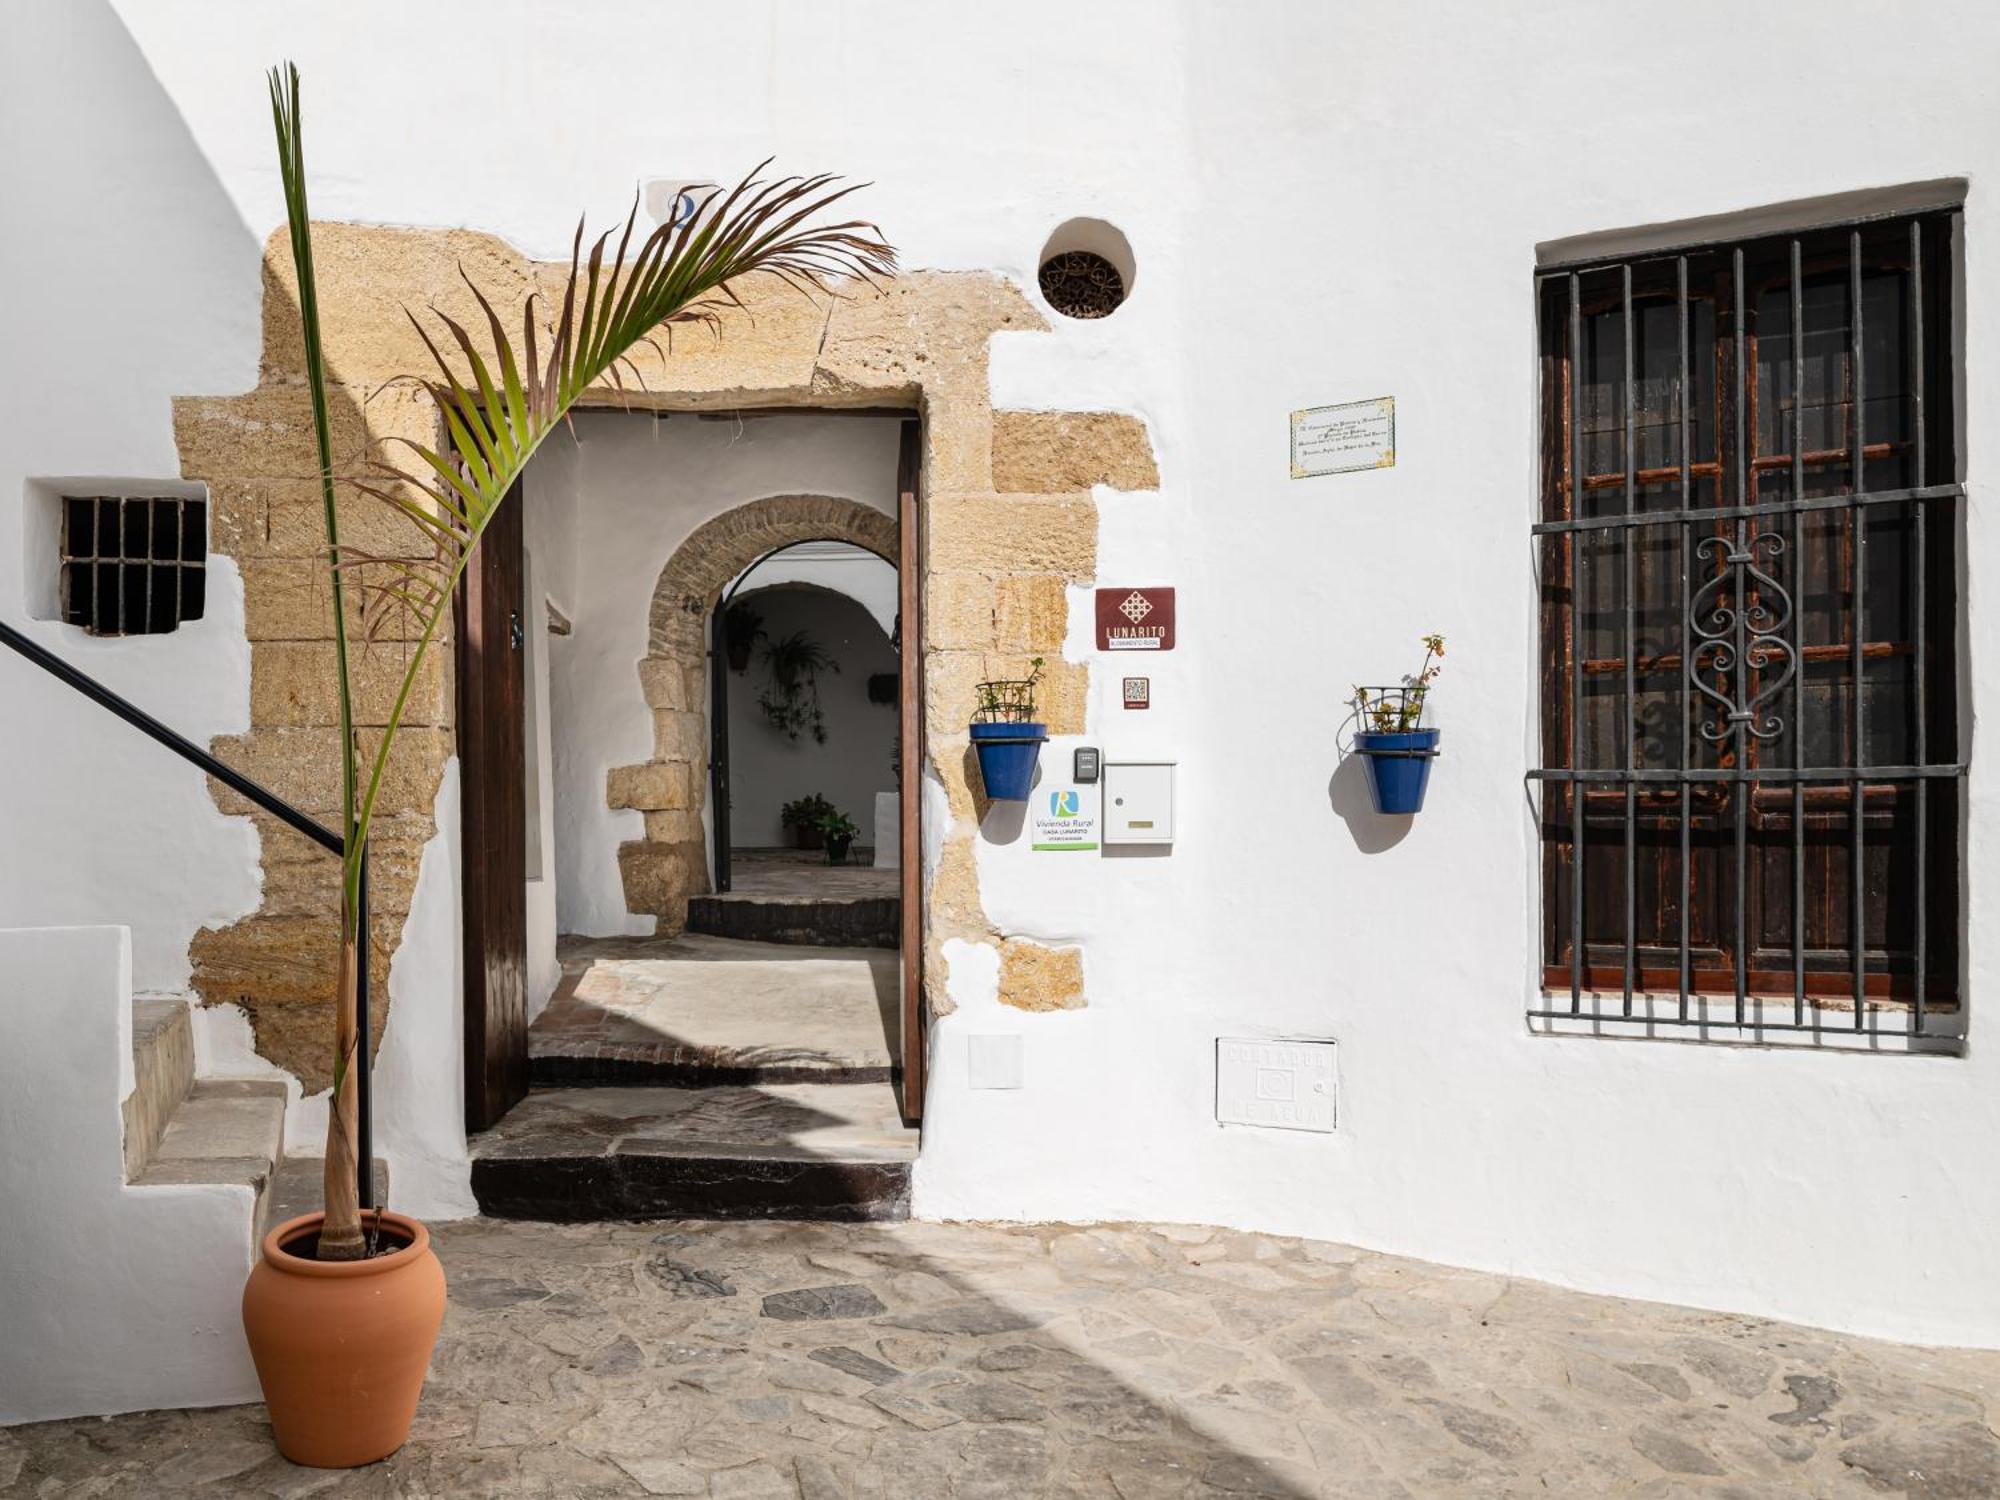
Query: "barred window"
1532 206 1964 1042
60 495 206 636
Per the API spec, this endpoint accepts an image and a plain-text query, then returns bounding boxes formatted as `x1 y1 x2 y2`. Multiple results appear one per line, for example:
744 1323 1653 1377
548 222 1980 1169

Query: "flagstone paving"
8 1218 2000 1497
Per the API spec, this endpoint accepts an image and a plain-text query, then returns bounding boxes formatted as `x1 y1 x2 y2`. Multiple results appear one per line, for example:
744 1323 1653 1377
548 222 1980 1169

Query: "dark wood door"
456 483 529 1132
897 420 926 1122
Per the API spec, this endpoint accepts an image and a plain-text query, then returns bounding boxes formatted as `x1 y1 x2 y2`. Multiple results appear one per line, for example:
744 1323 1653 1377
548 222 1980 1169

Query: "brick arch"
610 494 900 929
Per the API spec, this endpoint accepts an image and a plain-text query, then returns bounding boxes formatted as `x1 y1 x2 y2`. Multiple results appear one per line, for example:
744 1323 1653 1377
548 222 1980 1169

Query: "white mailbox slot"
1103 760 1175 845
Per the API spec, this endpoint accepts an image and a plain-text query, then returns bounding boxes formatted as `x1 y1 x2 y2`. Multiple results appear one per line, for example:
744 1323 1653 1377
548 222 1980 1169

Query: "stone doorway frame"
612 483 901 931
180 223 1157 1092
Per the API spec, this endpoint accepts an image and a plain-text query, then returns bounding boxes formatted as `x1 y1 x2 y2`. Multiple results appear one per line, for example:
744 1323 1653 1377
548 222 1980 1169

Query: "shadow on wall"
1328 751 1414 854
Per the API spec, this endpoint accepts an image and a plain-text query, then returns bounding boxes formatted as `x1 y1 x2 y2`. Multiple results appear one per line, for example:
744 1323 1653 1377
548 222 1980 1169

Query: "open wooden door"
897 419 926 1122
456 482 530 1132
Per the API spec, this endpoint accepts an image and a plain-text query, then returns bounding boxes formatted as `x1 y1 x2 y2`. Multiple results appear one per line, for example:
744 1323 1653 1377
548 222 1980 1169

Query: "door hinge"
509 609 523 651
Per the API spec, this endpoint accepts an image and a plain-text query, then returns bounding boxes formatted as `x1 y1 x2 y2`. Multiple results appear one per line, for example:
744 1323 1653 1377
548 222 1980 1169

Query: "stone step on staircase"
123 996 389 1244
124 997 287 1240
685 890 898 948
469 1080 916 1223
533 934 899 1088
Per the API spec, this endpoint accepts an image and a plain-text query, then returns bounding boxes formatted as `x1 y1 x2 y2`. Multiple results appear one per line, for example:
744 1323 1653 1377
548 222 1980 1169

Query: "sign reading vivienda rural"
1095 588 1176 651
1290 396 1396 477
1031 785 1100 851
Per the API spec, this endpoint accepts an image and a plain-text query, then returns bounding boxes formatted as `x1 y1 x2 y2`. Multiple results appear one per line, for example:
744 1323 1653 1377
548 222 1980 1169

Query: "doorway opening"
458 409 926 1221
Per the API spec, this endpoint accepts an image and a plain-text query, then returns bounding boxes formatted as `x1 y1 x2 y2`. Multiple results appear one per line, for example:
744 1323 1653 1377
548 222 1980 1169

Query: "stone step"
123 997 195 1179
534 933 899 1088
685 892 898 949
469 1081 916 1223
131 1080 287 1235
263 1156 393 1235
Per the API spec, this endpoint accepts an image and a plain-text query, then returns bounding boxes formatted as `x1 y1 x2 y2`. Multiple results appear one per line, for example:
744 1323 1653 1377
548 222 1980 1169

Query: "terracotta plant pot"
241 1211 447 1468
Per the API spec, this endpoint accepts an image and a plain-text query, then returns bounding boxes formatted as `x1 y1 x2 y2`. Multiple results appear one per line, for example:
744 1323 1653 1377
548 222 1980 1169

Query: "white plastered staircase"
0 924 377 1424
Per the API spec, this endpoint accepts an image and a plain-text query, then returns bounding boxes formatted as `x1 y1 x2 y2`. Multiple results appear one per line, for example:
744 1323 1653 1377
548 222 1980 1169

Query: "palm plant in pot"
969 656 1046 801
1351 634 1445 815
244 64 892 1468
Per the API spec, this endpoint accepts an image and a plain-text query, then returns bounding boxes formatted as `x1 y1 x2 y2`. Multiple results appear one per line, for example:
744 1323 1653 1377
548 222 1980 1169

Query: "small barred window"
60 496 206 636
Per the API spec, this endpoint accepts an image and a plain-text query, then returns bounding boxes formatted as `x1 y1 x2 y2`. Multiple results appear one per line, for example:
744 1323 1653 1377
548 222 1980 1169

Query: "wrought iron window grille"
59 495 206 637
1529 208 1965 1049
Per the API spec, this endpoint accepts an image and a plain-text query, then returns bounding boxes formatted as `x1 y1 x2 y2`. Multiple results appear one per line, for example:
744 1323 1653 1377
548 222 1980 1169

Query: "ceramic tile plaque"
1290 396 1395 478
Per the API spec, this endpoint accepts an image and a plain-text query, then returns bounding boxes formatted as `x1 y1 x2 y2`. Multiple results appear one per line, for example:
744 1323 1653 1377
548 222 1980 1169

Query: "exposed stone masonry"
175 219 1161 1084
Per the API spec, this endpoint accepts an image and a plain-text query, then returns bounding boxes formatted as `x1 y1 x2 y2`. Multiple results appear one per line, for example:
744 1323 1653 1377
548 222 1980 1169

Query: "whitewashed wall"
2 0 1995 1348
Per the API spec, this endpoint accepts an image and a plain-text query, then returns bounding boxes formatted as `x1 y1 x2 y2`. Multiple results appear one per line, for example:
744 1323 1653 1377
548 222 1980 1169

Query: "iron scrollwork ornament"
1687 526 1797 744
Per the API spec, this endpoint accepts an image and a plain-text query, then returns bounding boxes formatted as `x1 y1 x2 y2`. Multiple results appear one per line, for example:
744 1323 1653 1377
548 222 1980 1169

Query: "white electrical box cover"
967 1033 1023 1090
1216 1037 1336 1132
1103 760 1175 844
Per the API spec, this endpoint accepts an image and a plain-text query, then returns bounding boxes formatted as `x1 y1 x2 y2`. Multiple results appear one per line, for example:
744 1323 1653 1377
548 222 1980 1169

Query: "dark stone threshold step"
685 895 898 949
531 1054 896 1089
470 1153 911 1224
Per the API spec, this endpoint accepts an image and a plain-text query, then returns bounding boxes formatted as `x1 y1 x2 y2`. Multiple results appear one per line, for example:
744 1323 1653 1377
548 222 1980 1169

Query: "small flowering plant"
1355 634 1445 733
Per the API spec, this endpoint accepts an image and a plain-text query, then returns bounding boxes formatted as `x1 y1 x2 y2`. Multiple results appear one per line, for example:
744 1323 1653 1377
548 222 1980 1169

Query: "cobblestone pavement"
8 1218 2000 1498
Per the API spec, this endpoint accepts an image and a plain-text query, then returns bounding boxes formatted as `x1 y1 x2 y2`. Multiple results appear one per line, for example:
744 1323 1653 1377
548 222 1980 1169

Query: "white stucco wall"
2 0 1995 1352
526 411 900 936
0 927 260 1422
0 1 263 994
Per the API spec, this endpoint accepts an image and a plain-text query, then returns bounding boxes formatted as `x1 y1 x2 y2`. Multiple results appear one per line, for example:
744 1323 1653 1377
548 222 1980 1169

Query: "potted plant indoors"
782 792 835 850
1352 634 1445 815
816 808 860 865
243 64 892 1468
969 656 1047 801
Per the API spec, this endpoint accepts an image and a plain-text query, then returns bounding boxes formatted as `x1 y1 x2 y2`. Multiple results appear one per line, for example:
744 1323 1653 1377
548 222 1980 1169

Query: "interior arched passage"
610 494 897 929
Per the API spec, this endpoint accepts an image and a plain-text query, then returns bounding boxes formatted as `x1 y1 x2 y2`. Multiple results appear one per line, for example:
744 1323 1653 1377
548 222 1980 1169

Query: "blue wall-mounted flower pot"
970 721 1047 801
1354 727 1441 814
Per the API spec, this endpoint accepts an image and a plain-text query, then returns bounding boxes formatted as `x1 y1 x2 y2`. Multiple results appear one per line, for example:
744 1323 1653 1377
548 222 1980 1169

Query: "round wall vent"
1036 218 1134 320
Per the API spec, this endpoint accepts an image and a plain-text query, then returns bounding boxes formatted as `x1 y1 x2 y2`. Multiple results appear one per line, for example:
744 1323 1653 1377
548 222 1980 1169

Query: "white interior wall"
527 412 901 936
727 581 899 849
0 0 1991 1350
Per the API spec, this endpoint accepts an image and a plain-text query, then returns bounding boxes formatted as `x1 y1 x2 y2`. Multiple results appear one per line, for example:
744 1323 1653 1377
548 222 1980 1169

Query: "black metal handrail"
0 618 373 1206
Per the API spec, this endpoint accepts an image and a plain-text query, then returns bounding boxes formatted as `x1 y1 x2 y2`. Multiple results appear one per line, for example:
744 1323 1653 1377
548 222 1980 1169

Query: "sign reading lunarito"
1291 396 1395 477
1095 587 1176 651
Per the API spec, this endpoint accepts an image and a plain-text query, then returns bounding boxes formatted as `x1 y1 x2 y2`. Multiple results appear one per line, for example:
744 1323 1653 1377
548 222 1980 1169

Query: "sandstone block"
925 494 1096 577
249 642 450 729
638 656 687 710
607 760 693 812
991 411 1158 493
997 938 1086 1013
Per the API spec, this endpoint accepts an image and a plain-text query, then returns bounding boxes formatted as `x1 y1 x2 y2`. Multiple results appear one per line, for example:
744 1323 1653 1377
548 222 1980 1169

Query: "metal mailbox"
1103 760 1175 846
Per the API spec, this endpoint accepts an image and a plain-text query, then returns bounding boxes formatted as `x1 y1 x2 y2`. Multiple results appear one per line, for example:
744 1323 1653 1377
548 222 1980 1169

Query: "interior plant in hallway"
1351 634 1445 815
757 628 840 743
257 60 892 1466
781 791 836 850
969 655 1047 801
815 808 860 865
